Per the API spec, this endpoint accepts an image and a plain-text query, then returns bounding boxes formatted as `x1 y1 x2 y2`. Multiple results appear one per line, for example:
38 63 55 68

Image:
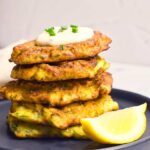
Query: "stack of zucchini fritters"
0 30 119 139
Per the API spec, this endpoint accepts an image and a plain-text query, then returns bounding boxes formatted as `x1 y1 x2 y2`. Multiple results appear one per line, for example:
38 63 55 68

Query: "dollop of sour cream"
36 26 94 46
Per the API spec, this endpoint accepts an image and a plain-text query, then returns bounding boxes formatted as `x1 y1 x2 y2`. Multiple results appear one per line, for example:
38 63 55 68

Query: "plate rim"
0 88 150 150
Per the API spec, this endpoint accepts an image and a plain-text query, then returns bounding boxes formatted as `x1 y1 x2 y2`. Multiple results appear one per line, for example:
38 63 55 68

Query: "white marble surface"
109 62 150 98
0 41 150 98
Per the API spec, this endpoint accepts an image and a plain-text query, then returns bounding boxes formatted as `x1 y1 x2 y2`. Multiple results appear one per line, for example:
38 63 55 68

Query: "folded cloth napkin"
0 40 27 86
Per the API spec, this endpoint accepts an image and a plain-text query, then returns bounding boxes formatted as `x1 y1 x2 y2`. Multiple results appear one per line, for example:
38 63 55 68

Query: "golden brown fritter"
10 31 111 65
10 95 118 129
8 116 87 139
0 72 112 106
11 56 109 82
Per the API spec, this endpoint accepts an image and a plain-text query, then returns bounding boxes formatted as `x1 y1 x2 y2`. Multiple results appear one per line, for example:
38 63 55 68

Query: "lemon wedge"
81 103 147 144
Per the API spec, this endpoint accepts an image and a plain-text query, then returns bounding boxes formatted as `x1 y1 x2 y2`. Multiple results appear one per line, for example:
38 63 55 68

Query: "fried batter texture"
10 32 111 64
11 56 109 82
8 116 87 139
10 95 118 129
0 72 112 106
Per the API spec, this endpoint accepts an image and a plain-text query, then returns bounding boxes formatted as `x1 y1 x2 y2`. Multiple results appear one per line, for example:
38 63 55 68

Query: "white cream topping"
36 26 94 46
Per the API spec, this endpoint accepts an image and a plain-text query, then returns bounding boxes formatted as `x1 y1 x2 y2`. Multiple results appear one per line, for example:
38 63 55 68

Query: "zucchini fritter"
11 56 109 82
10 95 119 129
10 32 111 65
8 116 87 139
0 72 112 106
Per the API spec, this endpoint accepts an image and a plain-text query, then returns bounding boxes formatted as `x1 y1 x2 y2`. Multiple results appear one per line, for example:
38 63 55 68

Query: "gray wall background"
0 0 150 65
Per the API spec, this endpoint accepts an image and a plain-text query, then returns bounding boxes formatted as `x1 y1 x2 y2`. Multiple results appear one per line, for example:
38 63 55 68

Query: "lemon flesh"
81 103 147 144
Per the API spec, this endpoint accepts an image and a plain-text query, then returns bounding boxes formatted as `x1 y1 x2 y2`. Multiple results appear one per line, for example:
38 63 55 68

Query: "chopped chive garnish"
70 25 78 28
72 28 78 33
70 25 78 33
58 26 68 32
45 27 56 36
59 45 64 50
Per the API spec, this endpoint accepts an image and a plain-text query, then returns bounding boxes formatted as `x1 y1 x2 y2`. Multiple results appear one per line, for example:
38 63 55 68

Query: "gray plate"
0 89 150 150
